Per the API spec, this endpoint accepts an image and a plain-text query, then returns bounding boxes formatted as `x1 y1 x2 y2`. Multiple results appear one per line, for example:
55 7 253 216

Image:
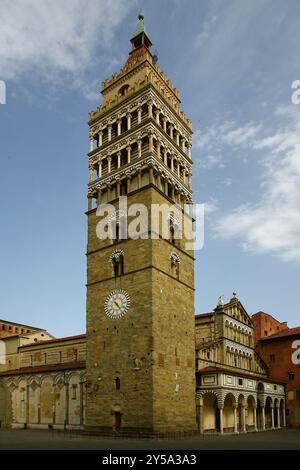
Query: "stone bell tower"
85 12 196 433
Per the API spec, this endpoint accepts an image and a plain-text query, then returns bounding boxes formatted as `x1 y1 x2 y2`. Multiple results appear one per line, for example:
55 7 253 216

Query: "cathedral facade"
0 14 286 435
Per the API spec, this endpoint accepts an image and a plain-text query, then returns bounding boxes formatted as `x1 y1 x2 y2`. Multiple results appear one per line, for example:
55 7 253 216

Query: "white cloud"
198 154 224 170
195 14 217 47
0 0 136 97
223 123 262 146
193 120 261 169
204 201 219 215
212 105 300 264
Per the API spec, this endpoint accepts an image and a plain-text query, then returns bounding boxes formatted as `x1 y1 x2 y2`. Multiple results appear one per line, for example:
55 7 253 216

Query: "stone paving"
0 428 299 450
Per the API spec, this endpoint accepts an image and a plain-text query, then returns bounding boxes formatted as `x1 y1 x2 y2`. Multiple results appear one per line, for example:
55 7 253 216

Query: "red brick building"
254 316 300 427
252 311 288 345
0 319 44 339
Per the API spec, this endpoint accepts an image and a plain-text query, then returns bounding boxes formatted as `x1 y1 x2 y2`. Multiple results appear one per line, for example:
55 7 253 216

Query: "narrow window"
111 251 125 277
115 377 121 390
72 385 77 400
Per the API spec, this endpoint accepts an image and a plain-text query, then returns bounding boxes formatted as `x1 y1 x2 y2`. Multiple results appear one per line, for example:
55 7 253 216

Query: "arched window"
110 249 125 277
119 84 129 97
168 212 180 245
170 252 180 278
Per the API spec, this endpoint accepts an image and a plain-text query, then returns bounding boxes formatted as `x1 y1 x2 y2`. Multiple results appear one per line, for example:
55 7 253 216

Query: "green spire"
133 10 148 38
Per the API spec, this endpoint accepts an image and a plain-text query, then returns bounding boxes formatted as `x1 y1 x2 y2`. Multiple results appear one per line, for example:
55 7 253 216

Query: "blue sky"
0 0 300 337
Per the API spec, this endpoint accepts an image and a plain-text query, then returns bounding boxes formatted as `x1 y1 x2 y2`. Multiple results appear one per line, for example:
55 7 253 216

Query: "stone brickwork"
86 185 196 432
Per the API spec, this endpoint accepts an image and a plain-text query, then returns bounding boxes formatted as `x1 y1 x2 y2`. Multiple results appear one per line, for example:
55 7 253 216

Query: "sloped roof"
19 333 86 349
260 327 300 341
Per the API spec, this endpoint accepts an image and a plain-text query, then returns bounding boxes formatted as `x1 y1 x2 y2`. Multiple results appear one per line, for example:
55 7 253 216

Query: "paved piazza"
0 429 299 450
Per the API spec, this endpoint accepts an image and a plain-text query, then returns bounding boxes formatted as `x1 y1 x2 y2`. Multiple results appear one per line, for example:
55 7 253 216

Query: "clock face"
104 290 130 319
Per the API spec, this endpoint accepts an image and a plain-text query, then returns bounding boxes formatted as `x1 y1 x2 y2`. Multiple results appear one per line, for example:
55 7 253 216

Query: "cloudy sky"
0 0 299 336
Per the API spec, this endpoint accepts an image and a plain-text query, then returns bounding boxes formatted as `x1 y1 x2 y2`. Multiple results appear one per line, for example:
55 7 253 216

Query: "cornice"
89 84 192 136
87 155 192 199
88 121 193 168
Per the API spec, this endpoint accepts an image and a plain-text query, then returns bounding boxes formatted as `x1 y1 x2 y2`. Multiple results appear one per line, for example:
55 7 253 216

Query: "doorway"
114 412 122 431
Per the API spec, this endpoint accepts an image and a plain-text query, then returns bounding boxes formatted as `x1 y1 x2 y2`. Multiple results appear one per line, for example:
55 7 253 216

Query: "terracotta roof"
195 313 214 319
0 318 45 330
1 332 55 341
19 333 86 349
0 333 21 340
260 327 300 341
0 361 86 377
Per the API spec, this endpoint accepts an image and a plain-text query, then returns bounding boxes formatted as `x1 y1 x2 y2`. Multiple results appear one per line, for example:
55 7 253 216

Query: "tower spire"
130 10 152 50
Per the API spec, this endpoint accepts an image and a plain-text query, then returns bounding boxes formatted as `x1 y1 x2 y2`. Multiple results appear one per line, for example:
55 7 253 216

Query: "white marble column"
89 165 93 183
108 125 112 142
127 113 131 130
219 408 224 434
117 120 121 136
138 139 142 158
163 148 167 166
137 107 142 124
98 130 103 147
199 403 204 434
163 117 167 133
187 143 191 159
234 406 238 433
149 133 154 152
171 155 174 172
254 406 258 431
157 141 161 159
262 407 266 430
156 109 160 124
117 152 121 169
127 145 131 164
242 406 247 433
107 156 112 173
169 124 174 139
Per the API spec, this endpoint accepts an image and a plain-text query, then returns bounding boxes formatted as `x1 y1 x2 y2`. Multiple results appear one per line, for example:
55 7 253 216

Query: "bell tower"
85 12 196 433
